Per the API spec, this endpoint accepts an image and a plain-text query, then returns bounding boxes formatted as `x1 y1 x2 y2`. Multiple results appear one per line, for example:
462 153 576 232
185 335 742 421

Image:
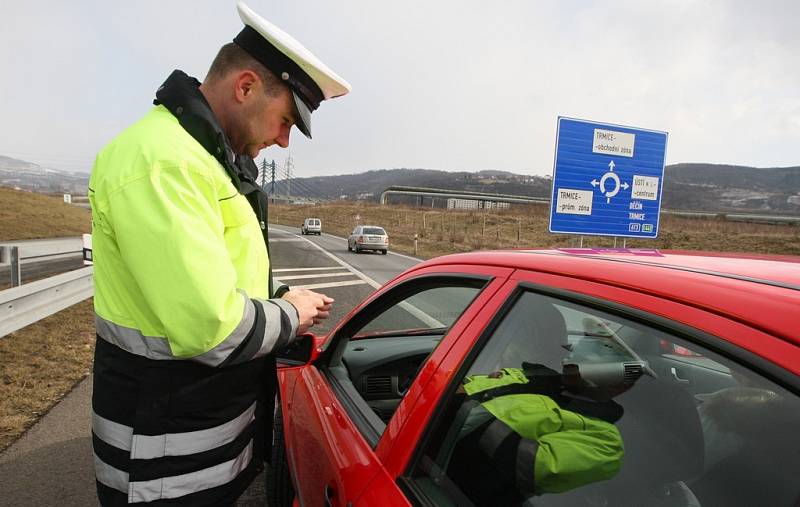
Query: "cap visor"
292 91 312 139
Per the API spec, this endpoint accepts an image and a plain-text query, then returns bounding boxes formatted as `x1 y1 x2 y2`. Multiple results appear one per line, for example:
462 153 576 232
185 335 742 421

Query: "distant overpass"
379 186 550 207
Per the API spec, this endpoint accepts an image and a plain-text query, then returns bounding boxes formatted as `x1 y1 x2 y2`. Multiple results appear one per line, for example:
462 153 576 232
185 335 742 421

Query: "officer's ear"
233 70 259 104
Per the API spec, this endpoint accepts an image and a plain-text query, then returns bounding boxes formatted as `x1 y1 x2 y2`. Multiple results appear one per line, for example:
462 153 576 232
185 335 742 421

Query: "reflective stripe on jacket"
89 72 297 505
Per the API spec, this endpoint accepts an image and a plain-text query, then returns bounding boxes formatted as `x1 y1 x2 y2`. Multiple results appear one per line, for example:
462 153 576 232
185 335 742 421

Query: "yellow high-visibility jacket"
89 70 298 506
90 104 297 361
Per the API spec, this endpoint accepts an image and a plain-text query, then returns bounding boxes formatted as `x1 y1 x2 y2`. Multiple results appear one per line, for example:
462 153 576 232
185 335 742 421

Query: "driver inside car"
447 363 626 506
443 300 643 506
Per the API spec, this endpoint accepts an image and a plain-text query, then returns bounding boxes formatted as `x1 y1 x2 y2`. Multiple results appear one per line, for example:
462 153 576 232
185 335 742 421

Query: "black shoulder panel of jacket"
154 70 241 190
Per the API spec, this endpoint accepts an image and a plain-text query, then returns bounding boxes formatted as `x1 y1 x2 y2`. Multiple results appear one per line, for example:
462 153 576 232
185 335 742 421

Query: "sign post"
549 117 668 239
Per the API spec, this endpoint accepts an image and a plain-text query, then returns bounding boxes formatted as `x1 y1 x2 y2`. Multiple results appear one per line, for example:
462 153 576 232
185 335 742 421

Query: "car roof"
418 248 800 347
360 225 386 230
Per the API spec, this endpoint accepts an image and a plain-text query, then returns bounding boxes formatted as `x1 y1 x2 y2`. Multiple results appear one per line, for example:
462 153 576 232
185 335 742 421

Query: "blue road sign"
549 117 668 238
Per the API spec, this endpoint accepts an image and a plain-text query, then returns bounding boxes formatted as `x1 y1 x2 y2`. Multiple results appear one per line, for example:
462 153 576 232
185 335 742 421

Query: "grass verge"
0 186 91 241
0 299 95 452
268 201 800 258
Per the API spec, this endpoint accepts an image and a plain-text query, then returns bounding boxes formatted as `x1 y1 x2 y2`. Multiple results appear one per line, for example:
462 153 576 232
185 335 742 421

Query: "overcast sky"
1 0 798 178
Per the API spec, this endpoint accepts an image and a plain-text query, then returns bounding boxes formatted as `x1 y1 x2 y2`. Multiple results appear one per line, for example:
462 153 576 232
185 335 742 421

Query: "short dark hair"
205 42 283 97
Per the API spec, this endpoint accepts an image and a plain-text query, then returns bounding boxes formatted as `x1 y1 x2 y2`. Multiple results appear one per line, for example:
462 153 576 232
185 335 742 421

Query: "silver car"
348 225 389 254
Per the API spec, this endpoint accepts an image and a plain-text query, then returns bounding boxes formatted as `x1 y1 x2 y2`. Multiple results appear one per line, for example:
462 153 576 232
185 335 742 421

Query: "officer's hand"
281 288 334 335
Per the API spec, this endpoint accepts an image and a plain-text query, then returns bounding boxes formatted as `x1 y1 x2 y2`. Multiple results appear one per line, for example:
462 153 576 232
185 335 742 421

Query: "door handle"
670 367 690 385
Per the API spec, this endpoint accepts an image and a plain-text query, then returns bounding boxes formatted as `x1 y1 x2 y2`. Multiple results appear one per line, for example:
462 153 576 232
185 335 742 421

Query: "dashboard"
342 334 442 421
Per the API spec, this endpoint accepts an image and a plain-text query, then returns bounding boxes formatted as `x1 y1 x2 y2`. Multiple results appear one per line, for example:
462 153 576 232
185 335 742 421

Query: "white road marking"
272 267 342 272
384 249 423 262
271 228 444 328
289 235 382 289
276 272 354 281
290 279 368 290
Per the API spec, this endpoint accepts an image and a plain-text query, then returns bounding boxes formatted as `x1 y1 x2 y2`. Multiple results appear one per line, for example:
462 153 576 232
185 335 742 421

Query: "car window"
407 290 800 507
355 285 475 338
324 277 488 441
363 227 386 235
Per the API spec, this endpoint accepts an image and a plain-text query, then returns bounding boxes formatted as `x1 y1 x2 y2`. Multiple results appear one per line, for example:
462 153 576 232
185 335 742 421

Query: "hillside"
662 164 800 212
0 155 89 193
271 168 550 201
0 186 91 241
3 150 799 214
273 164 800 214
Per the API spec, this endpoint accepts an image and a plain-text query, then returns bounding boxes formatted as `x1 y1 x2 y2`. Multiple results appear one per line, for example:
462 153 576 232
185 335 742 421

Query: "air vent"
623 363 644 384
363 376 393 397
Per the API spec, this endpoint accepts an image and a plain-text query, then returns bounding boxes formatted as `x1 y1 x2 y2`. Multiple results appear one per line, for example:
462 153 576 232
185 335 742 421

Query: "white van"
301 218 322 235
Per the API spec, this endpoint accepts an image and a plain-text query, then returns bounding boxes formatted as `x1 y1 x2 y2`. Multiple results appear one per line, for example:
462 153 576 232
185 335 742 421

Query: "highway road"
0 256 85 288
0 226 421 506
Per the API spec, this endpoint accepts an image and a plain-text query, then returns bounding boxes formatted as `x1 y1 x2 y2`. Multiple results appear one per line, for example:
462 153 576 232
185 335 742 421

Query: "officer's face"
233 81 295 157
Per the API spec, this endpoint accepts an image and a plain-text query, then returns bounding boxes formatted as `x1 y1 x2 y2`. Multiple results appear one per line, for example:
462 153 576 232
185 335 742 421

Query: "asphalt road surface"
0 226 420 506
0 255 85 288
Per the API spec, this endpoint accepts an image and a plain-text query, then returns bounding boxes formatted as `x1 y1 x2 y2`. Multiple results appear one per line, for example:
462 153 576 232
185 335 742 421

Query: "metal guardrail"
0 237 93 338
0 266 94 338
0 237 84 286
0 237 83 263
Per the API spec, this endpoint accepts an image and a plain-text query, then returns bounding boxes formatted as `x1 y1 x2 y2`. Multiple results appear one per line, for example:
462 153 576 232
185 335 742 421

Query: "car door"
397 271 800 507
281 264 512 506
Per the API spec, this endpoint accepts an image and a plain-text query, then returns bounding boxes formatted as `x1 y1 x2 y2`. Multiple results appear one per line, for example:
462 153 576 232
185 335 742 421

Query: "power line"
290 177 334 201
286 178 318 199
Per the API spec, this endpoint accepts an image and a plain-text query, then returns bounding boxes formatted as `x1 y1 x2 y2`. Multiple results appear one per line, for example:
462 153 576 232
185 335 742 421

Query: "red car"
269 249 800 507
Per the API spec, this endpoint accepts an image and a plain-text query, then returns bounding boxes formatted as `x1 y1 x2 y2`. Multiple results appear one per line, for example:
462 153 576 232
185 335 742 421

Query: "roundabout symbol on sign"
591 160 630 203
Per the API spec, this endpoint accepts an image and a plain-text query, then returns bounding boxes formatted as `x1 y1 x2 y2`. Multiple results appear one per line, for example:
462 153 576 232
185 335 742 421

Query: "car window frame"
318 273 493 447
398 279 800 505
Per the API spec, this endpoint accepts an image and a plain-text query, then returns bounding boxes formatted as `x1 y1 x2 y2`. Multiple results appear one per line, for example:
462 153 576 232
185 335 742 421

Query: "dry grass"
0 299 95 452
0 186 91 241
269 202 800 258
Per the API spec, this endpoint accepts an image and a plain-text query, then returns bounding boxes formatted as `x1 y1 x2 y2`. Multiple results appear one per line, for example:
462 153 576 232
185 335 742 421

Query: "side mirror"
276 333 322 365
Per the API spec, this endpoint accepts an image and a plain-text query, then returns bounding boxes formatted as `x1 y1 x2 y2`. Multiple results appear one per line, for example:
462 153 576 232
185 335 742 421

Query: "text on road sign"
592 129 635 158
556 188 593 215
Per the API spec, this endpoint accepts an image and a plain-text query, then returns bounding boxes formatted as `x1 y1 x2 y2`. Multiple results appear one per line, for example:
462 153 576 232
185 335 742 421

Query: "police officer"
88 3 350 505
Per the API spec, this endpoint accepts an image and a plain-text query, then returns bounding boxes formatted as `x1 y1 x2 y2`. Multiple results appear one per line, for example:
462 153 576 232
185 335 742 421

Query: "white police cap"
233 2 351 139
